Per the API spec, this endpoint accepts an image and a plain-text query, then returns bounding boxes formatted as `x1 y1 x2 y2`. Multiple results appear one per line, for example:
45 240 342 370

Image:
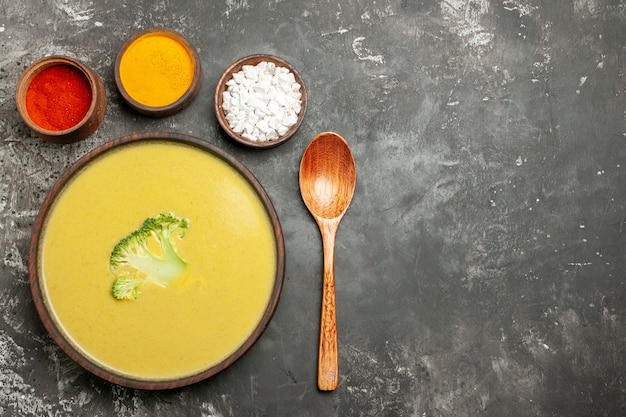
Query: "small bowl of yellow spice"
115 28 202 117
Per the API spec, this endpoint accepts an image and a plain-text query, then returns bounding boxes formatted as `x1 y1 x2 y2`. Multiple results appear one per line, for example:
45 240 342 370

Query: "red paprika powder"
25 64 92 131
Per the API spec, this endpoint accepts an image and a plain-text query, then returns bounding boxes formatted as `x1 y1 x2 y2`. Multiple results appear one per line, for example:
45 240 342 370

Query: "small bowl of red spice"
16 56 107 144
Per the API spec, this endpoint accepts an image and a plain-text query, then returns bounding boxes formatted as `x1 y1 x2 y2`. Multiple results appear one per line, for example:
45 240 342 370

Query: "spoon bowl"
299 132 356 391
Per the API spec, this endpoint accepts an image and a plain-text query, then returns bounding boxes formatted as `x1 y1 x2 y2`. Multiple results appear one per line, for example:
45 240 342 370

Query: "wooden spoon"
299 132 356 391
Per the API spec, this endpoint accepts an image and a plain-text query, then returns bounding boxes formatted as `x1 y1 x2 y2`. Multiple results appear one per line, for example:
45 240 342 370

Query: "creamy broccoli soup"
39 140 278 380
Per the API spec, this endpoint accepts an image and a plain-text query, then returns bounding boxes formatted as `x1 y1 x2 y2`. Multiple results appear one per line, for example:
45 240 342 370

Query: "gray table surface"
1 1 625 416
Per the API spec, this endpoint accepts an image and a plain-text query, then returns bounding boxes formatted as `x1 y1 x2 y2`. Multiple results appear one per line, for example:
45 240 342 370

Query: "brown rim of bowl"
114 28 202 117
28 132 286 390
15 55 107 144
214 54 307 149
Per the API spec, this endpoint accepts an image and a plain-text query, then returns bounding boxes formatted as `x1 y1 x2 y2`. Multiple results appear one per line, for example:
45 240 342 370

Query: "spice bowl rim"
214 54 308 149
15 55 107 144
114 27 202 118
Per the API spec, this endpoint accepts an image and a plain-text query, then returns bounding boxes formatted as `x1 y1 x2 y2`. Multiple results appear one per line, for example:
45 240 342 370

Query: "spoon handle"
318 218 339 391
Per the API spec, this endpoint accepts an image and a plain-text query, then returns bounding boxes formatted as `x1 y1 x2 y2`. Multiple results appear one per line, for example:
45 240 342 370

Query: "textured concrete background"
0 0 625 416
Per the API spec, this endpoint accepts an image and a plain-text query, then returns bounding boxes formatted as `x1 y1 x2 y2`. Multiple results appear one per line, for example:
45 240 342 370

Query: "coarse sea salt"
222 61 302 142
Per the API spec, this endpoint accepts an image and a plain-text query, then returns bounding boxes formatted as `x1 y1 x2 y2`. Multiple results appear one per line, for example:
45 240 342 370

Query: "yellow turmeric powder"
119 32 194 107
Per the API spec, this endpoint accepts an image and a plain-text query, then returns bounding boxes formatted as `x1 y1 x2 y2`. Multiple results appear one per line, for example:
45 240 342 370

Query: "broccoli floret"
110 213 189 300
111 272 142 300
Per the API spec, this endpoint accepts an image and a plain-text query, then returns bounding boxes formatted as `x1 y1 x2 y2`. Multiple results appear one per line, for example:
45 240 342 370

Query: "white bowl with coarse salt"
215 54 307 149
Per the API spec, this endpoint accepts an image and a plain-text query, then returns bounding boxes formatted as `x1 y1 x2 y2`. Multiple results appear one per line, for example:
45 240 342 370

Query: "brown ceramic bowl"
16 56 107 144
115 28 202 117
214 54 307 149
29 132 285 389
